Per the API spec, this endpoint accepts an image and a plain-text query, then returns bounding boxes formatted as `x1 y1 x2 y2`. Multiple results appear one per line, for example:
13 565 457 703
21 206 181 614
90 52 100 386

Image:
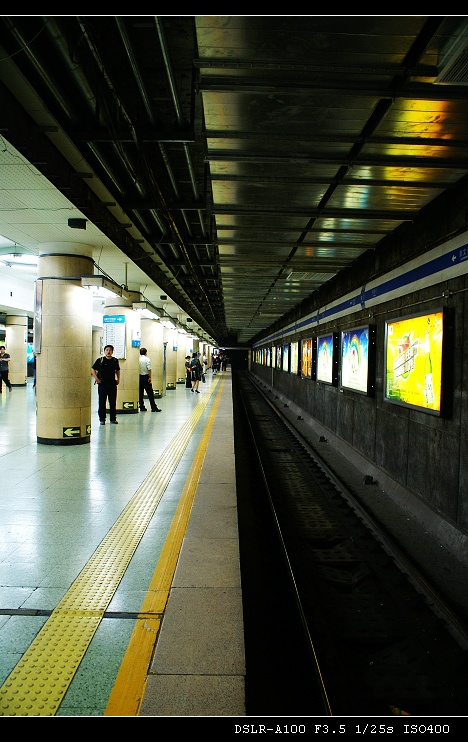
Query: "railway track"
233 371 468 717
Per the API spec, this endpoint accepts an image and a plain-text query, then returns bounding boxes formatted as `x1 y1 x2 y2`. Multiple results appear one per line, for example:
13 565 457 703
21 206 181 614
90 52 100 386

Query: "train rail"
233 371 468 717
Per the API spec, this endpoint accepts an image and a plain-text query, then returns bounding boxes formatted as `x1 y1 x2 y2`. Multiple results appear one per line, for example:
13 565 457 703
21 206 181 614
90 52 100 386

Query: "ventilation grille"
287 272 330 282
434 40 468 86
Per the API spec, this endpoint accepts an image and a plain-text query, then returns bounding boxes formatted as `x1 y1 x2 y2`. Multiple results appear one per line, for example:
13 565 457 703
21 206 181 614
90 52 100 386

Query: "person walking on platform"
138 347 161 412
190 351 203 393
0 346 12 392
185 355 192 388
91 344 120 425
212 353 220 375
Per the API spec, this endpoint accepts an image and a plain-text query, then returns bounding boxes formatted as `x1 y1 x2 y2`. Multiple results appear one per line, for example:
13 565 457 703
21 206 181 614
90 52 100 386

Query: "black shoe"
140 407 147 411
100 421 105 426
195 390 200 393
9 387 12 392
110 419 118 424
152 407 161 412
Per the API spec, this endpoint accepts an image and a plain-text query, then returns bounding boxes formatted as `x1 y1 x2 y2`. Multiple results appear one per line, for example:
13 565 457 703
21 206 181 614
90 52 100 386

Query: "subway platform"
0 368 245 718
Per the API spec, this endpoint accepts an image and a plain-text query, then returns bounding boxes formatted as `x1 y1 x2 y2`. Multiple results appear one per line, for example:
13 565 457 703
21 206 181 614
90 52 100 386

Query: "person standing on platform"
138 347 161 412
185 355 192 388
91 344 120 425
190 351 203 393
0 346 12 392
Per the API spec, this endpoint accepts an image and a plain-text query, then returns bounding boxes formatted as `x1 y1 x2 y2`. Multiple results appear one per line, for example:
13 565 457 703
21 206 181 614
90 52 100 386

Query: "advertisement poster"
317 333 333 384
385 311 443 412
341 326 369 394
34 278 43 353
276 345 282 369
301 338 312 378
290 341 298 375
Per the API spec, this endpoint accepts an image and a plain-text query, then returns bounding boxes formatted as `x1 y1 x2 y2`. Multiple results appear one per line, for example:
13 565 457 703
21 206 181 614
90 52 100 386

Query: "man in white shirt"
139 348 161 412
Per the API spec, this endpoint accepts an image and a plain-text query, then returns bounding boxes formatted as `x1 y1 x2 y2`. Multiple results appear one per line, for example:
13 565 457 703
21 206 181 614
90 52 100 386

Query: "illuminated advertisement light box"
301 338 313 378
341 325 376 396
282 343 290 372
290 341 298 375
316 332 339 386
384 309 448 416
276 345 282 369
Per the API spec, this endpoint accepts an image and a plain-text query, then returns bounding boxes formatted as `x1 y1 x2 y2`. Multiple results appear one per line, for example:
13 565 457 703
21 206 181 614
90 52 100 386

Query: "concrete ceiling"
1 16 468 345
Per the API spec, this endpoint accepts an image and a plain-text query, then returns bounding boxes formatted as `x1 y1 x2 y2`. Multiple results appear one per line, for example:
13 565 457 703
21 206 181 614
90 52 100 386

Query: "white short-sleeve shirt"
139 356 151 375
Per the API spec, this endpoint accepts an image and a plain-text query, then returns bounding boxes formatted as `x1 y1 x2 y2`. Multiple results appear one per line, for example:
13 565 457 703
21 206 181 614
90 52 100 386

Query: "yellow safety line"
104 377 225 716
0 379 221 717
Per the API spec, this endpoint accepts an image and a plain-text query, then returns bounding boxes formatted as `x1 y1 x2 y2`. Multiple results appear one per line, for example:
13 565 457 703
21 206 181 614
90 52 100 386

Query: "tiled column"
164 326 177 391
5 314 28 386
102 293 140 415
176 332 188 384
140 318 164 399
36 245 94 445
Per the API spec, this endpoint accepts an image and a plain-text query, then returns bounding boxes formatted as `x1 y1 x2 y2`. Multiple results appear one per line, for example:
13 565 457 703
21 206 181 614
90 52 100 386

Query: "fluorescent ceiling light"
161 315 176 329
0 253 39 268
0 234 16 249
132 300 160 320
81 275 123 298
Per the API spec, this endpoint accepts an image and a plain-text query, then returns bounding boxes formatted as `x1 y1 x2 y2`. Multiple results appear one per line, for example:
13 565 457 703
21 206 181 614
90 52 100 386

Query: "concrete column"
91 327 103 394
140 318 164 399
164 326 177 390
199 341 208 372
184 337 194 360
5 314 28 386
101 292 140 415
36 245 94 445
176 331 189 384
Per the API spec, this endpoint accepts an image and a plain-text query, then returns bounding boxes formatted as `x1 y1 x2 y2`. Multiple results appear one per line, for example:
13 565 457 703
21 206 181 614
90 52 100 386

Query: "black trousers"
97 383 117 421
139 374 157 410
0 370 12 390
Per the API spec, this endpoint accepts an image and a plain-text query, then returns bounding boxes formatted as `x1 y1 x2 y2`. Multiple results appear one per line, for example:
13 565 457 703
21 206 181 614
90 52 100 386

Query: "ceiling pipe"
40 16 147 203
2 18 76 122
113 16 218 323
114 17 184 241
1 17 149 222
4 16 221 339
154 16 208 240
114 17 193 246
73 17 149 202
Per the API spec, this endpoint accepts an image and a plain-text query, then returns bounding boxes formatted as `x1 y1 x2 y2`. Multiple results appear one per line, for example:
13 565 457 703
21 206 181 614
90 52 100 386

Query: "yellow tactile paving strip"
105 376 224 716
0 379 221 717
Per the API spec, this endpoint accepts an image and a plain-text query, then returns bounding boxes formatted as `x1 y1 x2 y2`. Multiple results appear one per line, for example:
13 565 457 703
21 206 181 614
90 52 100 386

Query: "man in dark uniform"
91 344 120 425
0 346 12 392
185 355 192 388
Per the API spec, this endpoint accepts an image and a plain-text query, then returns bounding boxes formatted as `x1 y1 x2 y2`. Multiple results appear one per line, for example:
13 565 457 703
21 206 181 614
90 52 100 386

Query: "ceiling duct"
434 22 468 85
